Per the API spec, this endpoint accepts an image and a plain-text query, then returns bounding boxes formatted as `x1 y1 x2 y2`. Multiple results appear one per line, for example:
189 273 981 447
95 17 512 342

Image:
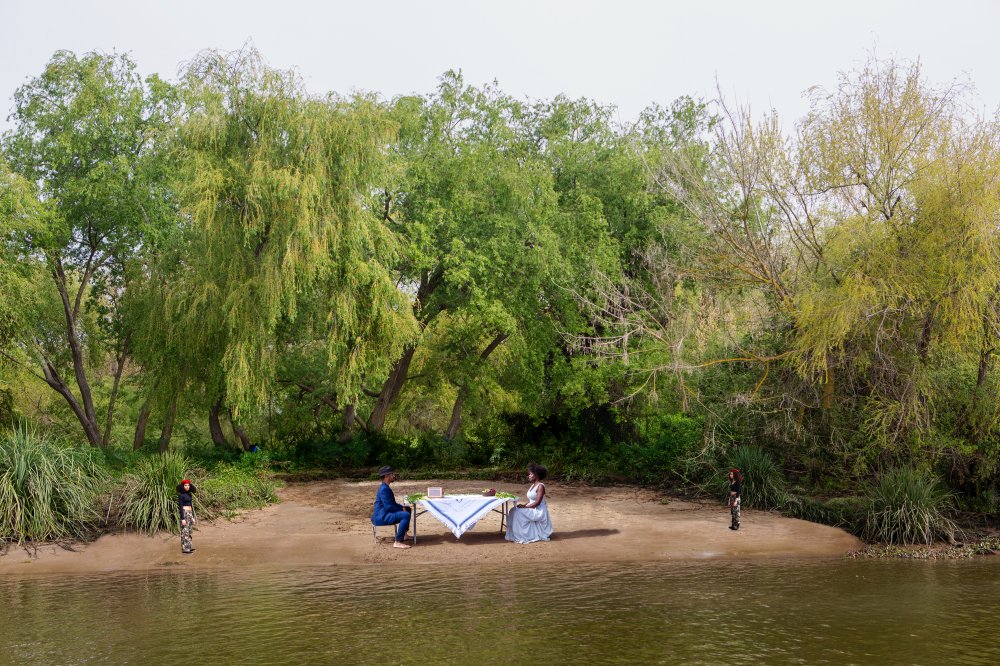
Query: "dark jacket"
371 482 405 525
177 484 196 521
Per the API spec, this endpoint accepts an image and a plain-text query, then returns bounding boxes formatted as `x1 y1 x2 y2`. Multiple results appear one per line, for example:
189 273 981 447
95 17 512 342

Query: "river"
1 558 996 664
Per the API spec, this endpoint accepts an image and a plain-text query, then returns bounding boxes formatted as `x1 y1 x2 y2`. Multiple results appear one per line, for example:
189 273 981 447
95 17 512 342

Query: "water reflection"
0 559 997 665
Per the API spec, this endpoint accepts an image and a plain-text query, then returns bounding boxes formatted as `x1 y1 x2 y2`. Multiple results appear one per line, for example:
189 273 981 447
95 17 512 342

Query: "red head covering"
181 479 191 485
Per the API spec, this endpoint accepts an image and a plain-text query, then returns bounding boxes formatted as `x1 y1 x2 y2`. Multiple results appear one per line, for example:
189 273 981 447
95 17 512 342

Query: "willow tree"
0 162 38 354
651 57 1000 471
0 51 178 446
139 48 416 441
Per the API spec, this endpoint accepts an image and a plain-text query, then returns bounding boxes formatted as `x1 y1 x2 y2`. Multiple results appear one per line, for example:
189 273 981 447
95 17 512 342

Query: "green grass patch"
0 426 106 544
862 468 957 545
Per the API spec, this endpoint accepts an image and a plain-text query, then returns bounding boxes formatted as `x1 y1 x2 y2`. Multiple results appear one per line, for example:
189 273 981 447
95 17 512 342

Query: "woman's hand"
181 519 187 526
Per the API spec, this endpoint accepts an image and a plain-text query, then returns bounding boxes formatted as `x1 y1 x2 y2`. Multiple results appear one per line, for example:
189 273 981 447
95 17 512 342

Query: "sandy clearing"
0 479 861 574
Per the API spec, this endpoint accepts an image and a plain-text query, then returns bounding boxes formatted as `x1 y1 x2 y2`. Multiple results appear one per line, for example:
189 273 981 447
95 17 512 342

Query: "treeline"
1 48 999 519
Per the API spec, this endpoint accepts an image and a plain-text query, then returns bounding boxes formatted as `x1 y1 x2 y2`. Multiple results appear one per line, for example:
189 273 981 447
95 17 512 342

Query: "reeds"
863 468 957 545
0 427 106 544
117 451 193 534
722 445 789 509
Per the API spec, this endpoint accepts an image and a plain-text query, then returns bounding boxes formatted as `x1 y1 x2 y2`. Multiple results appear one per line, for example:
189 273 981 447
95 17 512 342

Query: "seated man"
371 466 413 549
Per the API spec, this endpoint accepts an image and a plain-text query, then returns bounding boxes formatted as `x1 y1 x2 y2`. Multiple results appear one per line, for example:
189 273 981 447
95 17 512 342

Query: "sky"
1 0 999 133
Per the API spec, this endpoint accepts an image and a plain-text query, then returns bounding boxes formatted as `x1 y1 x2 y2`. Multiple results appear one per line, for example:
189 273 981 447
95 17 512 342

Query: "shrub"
627 413 703 483
785 495 864 532
0 426 106 544
862 468 957 545
117 452 194 534
200 465 277 511
714 445 789 509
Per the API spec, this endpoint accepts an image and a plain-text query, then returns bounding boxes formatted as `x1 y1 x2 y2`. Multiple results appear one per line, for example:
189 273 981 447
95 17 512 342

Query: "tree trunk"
133 400 151 450
445 387 468 441
38 354 102 446
101 333 131 447
229 408 252 451
51 260 101 443
365 269 444 433
368 346 417 432
969 304 995 434
444 333 508 441
209 400 228 447
157 399 178 453
339 402 357 442
822 366 835 411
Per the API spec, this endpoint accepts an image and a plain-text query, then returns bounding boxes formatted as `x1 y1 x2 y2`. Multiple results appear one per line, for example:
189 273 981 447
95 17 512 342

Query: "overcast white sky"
2 0 999 133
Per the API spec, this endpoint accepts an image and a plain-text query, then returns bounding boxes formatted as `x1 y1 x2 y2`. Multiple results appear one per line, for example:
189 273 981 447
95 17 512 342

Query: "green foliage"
200 465 277 512
155 46 416 418
862 468 957 545
0 427 106 544
117 452 192 534
784 496 863 533
625 413 704 483
2 50 179 446
716 446 789 509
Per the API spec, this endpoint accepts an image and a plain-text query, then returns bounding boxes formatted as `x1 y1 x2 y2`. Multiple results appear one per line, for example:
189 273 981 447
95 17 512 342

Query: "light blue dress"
505 483 552 543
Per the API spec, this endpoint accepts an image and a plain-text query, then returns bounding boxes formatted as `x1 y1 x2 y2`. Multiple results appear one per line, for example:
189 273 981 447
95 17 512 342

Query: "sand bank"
0 479 861 574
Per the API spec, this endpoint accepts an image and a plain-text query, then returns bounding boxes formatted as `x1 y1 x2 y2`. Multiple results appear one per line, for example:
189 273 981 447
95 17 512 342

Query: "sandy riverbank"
0 479 861 574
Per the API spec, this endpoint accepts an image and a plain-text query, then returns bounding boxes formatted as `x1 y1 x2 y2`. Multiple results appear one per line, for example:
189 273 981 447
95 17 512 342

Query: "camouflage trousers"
181 508 195 553
730 498 741 529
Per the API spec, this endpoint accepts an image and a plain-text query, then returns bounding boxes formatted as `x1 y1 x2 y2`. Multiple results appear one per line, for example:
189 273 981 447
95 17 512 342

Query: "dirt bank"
0 479 861 574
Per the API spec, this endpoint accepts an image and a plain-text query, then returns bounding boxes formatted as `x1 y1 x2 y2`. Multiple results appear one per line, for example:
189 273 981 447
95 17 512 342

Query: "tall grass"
863 468 957 545
716 446 789 509
117 452 193 534
0 427 106 544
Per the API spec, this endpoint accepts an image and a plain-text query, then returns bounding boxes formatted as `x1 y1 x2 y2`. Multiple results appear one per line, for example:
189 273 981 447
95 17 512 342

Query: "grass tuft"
0 426 106 544
862 468 957 545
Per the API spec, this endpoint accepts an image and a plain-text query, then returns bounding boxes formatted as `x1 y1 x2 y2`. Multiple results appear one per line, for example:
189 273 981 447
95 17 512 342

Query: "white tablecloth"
416 495 513 538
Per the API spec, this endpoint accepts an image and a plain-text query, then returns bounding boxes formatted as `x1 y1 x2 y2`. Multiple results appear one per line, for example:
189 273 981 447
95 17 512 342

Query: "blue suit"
371 482 411 542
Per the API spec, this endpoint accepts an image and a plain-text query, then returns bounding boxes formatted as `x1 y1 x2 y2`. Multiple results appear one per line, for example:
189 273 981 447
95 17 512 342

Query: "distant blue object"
249 445 260 453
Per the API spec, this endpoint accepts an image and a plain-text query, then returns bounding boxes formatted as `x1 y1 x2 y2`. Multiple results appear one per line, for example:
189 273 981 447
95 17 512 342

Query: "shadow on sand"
401 527 620 547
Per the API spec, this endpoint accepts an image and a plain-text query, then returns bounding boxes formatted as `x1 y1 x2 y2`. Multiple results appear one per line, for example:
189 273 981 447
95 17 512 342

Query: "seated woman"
505 463 553 544
371 466 413 549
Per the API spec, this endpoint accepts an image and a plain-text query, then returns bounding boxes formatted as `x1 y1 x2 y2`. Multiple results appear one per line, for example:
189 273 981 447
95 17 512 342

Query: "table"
404 495 516 543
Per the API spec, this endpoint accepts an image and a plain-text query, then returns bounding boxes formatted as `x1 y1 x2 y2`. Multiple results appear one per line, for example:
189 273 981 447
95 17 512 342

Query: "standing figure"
177 479 197 554
505 463 553 544
728 468 743 531
371 466 413 549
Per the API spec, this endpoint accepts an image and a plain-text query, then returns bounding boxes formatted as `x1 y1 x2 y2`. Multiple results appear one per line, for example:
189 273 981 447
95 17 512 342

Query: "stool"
372 523 397 544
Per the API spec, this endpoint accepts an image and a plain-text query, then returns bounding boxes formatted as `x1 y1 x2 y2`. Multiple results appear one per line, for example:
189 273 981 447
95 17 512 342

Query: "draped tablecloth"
415 495 515 539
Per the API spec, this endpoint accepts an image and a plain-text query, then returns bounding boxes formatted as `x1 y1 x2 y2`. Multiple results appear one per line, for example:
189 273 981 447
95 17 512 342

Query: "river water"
1 559 996 665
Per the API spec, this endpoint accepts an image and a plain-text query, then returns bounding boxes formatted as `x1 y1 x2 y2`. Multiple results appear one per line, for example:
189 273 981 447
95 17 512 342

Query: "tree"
644 57 1000 472
135 47 416 448
361 74 621 439
1 51 178 446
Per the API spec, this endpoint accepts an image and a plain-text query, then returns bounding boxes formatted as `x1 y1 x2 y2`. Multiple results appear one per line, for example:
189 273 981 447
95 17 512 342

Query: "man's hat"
377 466 394 478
